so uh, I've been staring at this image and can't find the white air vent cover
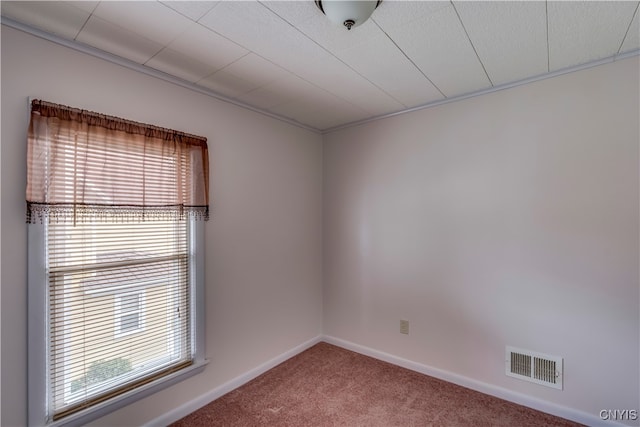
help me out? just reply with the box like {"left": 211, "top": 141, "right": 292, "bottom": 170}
{"left": 506, "top": 346, "right": 563, "bottom": 390}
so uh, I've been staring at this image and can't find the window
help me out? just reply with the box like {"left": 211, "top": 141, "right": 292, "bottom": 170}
{"left": 44, "top": 218, "right": 195, "bottom": 421}
{"left": 27, "top": 100, "right": 209, "bottom": 427}
{"left": 114, "top": 291, "right": 145, "bottom": 338}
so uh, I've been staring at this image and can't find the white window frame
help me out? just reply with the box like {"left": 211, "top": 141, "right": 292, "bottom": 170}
{"left": 28, "top": 220, "right": 207, "bottom": 427}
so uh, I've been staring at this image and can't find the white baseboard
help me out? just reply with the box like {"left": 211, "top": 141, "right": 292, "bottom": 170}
{"left": 143, "top": 335, "right": 322, "bottom": 427}
{"left": 145, "top": 334, "right": 626, "bottom": 427}
{"left": 322, "top": 335, "right": 624, "bottom": 427}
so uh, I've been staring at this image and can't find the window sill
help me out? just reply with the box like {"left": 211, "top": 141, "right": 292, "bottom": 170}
{"left": 46, "top": 359, "right": 209, "bottom": 427}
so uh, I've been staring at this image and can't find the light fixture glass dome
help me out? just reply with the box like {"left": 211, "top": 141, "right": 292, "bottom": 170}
{"left": 315, "top": 1, "right": 382, "bottom": 30}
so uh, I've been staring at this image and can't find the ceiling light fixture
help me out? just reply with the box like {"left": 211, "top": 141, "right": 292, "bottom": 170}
{"left": 315, "top": 1, "right": 382, "bottom": 30}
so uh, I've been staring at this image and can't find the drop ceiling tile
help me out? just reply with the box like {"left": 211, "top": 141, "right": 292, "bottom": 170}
{"left": 1, "top": 1, "right": 90, "bottom": 39}
{"left": 64, "top": 1, "right": 99, "bottom": 14}
{"left": 386, "top": 5, "right": 491, "bottom": 98}
{"left": 263, "top": 78, "right": 339, "bottom": 115}
{"left": 620, "top": 6, "right": 640, "bottom": 53}
{"left": 273, "top": 77, "right": 405, "bottom": 120}
{"left": 348, "top": 90, "right": 405, "bottom": 117}
{"left": 261, "top": 1, "right": 321, "bottom": 26}
{"left": 269, "top": 93, "right": 333, "bottom": 117}
{"left": 548, "top": 1, "right": 638, "bottom": 70}
{"left": 310, "top": 86, "right": 359, "bottom": 109}
{"left": 200, "top": 1, "right": 334, "bottom": 69}
{"left": 221, "top": 53, "right": 290, "bottom": 88}
{"left": 310, "top": 94, "right": 368, "bottom": 121}
{"left": 308, "top": 102, "right": 370, "bottom": 130}
{"left": 198, "top": 52, "right": 293, "bottom": 100}
{"left": 336, "top": 33, "right": 443, "bottom": 107}
{"left": 269, "top": 99, "right": 322, "bottom": 126}
{"left": 332, "top": 74, "right": 410, "bottom": 110}
{"left": 145, "top": 48, "right": 217, "bottom": 83}
{"left": 282, "top": 54, "right": 391, "bottom": 106}
{"left": 264, "top": 75, "right": 386, "bottom": 123}
{"left": 92, "top": 1, "right": 193, "bottom": 46}
{"left": 454, "top": 1, "right": 548, "bottom": 85}
{"left": 160, "top": 1, "right": 219, "bottom": 21}
{"left": 237, "top": 85, "right": 295, "bottom": 109}
{"left": 197, "top": 70, "right": 260, "bottom": 98}
{"left": 199, "top": 1, "right": 288, "bottom": 50}
{"left": 167, "top": 24, "right": 248, "bottom": 71}
{"left": 251, "top": 27, "right": 335, "bottom": 71}
{"left": 254, "top": 75, "right": 327, "bottom": 106}
{"left": 76, "top": 16, "right": 163, "bottom": 64}
{"left": 250, "top": 29, "right": 335, "bottom": 73}
{"left": 271, "top": 96, "right": 367, "bottom": 130}
{"left": 309, "top": 114, "right": 358, "bottom": 131}
{"left": 372, "top": 0, "right": 451, "bottom": 31}
{"left": 294, "top": 13, "right": 385, "bottom": 54}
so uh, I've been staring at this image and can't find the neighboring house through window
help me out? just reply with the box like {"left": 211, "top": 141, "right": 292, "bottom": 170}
{"left": 114, "top": 291, "right": 145, "bottom": 338}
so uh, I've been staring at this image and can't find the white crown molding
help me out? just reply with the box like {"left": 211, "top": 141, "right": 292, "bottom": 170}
{"left": 322, "top": 48, "right": 640, "bottom": 134}
{"left": 1, "top": 17, "right": 322, "bottom": 134}
{"left": 3, "top": 16, "right": 638, "bottom": 136}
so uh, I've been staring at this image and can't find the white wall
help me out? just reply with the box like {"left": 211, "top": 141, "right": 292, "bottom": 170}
{"left": 323, "top": 57, "right": 639, "bottom": 421}
{"left": 2, "top": 22, "right": 639, "bottom": 427}
{"left": 1, "top": 26, "right": 323, "bottom": 427}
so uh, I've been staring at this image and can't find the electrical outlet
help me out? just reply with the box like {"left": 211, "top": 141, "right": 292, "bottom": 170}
{"left": 400, "top": 319, "right": 409, "bottom": 334}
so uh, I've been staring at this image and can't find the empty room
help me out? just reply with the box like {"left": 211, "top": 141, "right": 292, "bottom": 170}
{"left": 1, "top": 1, "right": 638, "bottom": 426}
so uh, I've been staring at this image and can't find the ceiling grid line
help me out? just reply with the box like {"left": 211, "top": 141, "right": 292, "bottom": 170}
{"left": 256, "top": 1, "right": 391, "bottom": 110}
{"left": 451, "top": 0, "right": 494, "bottom": 87}
{"left": 372, "top": 19, "right": 446, "bottom": 99}
{"left": 258, "top": 1, "right": 409, "bottom": 110}
{"left": 73, "top": 12, "right": 91, "bottom": 41}
{"left": 143, "top": 45, "right": 173, "bottom": 69}
{"left": 187, "top": 21, "right": 308, "bottom": 104}
{"left": 72, "top": 1, "right": 99, "bottom": 41}
{"left": 160, "top": 1, "right": 220, "bottom": 24}
{"left": 194, "top": 50, "right": 252, "bottom": 85}
{"left": 545, "top": 1, "right": 550, "bottom": 72}
{"left": 180, "top": 0, "right": 373, "bottom": 124}
{"left": 616, "top": 1, "right": 640, "bottom": 54}
{"left": 144, "top": 3, "right": 222, "bottom": 70}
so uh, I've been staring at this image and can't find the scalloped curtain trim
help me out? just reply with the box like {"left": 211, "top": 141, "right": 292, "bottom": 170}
{"left": 27, "top": 202, "right": 209, "bottom": 224}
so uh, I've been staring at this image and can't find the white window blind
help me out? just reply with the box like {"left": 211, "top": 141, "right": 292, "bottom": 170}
{"left": 47, "top": 218, "right": 193, "bottom": 421}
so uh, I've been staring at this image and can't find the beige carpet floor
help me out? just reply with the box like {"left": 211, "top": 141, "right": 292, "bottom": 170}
{"left": 172, "top": 342, "right": 582, "bottom": 426}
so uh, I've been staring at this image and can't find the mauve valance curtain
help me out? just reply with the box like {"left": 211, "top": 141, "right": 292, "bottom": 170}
{"left": 26, "top": 99, "right": 209, "bottom": 223}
